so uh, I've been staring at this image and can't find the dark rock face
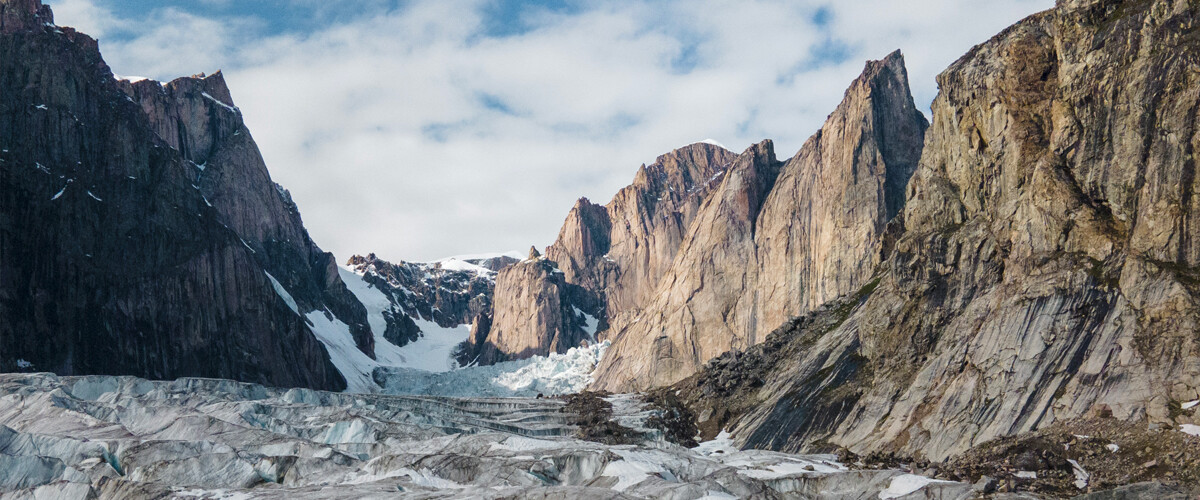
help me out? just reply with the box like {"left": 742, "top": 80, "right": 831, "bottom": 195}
{"left": 345, "top": 253, "right": 515, "bottom": 348}
{"left": 676, "top": 0, "right": 1200, "bottom": 461}
{"left": 0, "top": 0, "right": 350, "bottom": 390}
{"left": 121, "top": 71, "right": 373, "bottom": 359}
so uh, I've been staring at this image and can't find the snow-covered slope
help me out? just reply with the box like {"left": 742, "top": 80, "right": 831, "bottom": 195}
{"left": 318, "top": 265, "right": 604, "bottom": 395}
{"left": 374, "top": 341, "right": 609, "bottom": 397}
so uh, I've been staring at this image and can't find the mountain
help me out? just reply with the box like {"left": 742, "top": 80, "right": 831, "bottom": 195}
{"left": 465, "top": 144, "right": 737, "bottom": 364}
{"left": 343, "top": 252, "right": 516, "bottom": 350}
{"left": 466, "top": 51, "right": 926, "bottom": 391}
{"left": 672, "top": 0, "right": 1200, "bottom": 462}
{"left": 591, "top": 52, "right": 927, "bottom": 391}
{"left": 0, "top": 0, "right": 369, "bottom": 390}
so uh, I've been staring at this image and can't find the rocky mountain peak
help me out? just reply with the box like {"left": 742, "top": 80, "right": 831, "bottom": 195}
{"left": 673, "top": 0, "right": 1200, "bottom": 465}
{"left": 591, "top": 51, "right": 928, "bottom": 391}
{"left": 0, "top": 7, "right": 355, "bottom": 388}
{"left": 0, "top": 0, "right": 51, "bottom": 34}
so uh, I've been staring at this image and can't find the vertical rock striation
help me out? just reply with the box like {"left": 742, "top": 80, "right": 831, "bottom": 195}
{"left": 591, "top": 51, "right": 928, "bottom": 391}
{"left": 461, "top": 256, "right": 603, "bottom": 365}
{"left": 754, "top": 52, "right": 926, "bottom": 328}
{"left": 471, "top": 143, "right": 737, "bottom": 364}
{"left": 121, "top": 72, "right": 374, "bottom": 358}
{"left": 545, "top": 143, "right": 738, "bottom": 317}
{"left": 0, "top": 0, "right": 353, "bottom": 389}
{"left": 677, "top": 0, "right": 1200, "bottom": 461}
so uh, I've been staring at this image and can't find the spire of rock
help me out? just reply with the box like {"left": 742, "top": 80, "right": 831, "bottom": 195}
{"left": 591, "top": 49, "right": 928, "bottom": 391}
{"left": 528, "top": 246, "right": 541, "bottom": 260}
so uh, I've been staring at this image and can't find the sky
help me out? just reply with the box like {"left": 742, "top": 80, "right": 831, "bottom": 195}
{"left": 52, "top": 0, "right": 1054, "bottom": 262}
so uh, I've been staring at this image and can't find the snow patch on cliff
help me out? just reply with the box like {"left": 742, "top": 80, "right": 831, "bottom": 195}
{"left": 433, "top": 257, "right": 492, "bottom": 275}
{"left": 338, "top": 266, "right": 468, "bottom": 373}
{"left": 264, "top": 272, "right": 299, "bottom": 315}
{"left": 305, "top": 310, "right": 377, "bottom": 393}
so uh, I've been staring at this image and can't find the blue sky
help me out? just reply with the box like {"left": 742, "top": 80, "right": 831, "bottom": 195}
{"left": 53, "top": 0, "right": 1053, "bottom": 261}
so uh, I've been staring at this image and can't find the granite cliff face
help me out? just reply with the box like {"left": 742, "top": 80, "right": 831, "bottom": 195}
{"left": 467, "top": 143, "right": 735, "bottom": 364}
{"left": 0, "top": 0, "right": 357, "bottom": 390}
{"left": 545, "top": 143, "right": 738, "bottom": 317}
{"left": 474, "top": 54, "right": 925, "bottom": 380}
{"left": 120, "top": 73, "right": 373, "bottom": 359}
{"left": 591, "top": 52, "right": 928, "bottom": 391}
{"left": 676, "top": 0, "right": 1200, "bottom": 461}
{"left": 462, "top": 256, "right": 603, "bottom": 365}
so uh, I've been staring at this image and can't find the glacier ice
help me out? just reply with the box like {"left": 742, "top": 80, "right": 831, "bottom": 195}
{"left": 0, "top": 373, "right": 972, "bottom": 499}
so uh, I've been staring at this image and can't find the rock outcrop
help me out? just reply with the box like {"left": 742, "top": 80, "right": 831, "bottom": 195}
{"left": 461, "top": 257, "right": 603, "bottom": 365}
{"left": 675, "top": 0, "right": 1200, "bottom": 462}
{"left": 469, "top": 143, "right": 735, "bottom": 365}
{"left": 592, "top": 140, "right": 784, "bottom": 389}
{"left": 592, "top": 51, "right": 928, "bottom": 391}
{"left": 0, "top": 0, "right": 356, "bottom": 390}
{"left": 344, "top": 253, "right": 515, "bottom": 348}
{"left": 545, "top": 143, "right": 738, "bottom": 317}
{"left": 121, "top": 71, "right": 374, "bottom": 359}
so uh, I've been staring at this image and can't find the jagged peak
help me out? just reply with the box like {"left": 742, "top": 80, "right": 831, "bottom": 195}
{"left": 846, "top": 49, "right": 915, "bottom": 103}
{"left": 739, "top": 138, "right": 775, "bottom": 159}
{"left": 0, "top": 0, "right": 52, "bottom": 34}
{"left": 124, "top": 70, "right": 237, "bottom": 110}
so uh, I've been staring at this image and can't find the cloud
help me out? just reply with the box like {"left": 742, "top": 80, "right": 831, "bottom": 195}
{"left": 53, "top": 0, "right": 1053, "bottom": 261}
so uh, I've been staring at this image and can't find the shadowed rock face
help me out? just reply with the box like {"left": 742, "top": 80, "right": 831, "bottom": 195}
{"left": 677, "top": 0, "right": 1200, "bottom": 461}
{"left": 0, "top": 0, "right": 352, "bottom": 390}
{"left": 591, "top": 51, "right": 928, "bottom": 391}
{"left": 121, "top": 72, "right": 374, "bottom": 360}
{"left": 344, "top": 253, "right": 515, "bottom": 348}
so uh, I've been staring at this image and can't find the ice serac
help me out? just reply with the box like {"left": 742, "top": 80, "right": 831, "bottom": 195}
{"left": 0, "top": 0, "right": 345, "bottom": 389}
{"left": 592, "top": 51, "right": 927, "bottom": 391}
{"left": 122, "top": 72, "right": 374, "bottom": 359}
{"left": 677, "top": 0, "right": 1200, "bottom": 461}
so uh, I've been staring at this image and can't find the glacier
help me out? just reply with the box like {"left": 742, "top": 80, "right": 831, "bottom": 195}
{"left": 0, "top": 373, "right": 977, "bottom": 499}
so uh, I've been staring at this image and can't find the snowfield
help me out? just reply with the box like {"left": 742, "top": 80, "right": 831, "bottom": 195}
{"left": 312, "top": 266, "right": 607, "bottom": 397}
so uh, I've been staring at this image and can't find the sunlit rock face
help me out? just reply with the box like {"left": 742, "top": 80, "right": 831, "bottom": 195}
{"left": 592, "top": 51, "right": 928, "bottom": 391}
{"left": 675, "top": 0, "right": 1200, "bottom": 462}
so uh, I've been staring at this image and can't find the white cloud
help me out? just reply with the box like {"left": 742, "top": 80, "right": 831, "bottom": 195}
{"left": 52, "top": 0, "right": 1053, "bottom": 262}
